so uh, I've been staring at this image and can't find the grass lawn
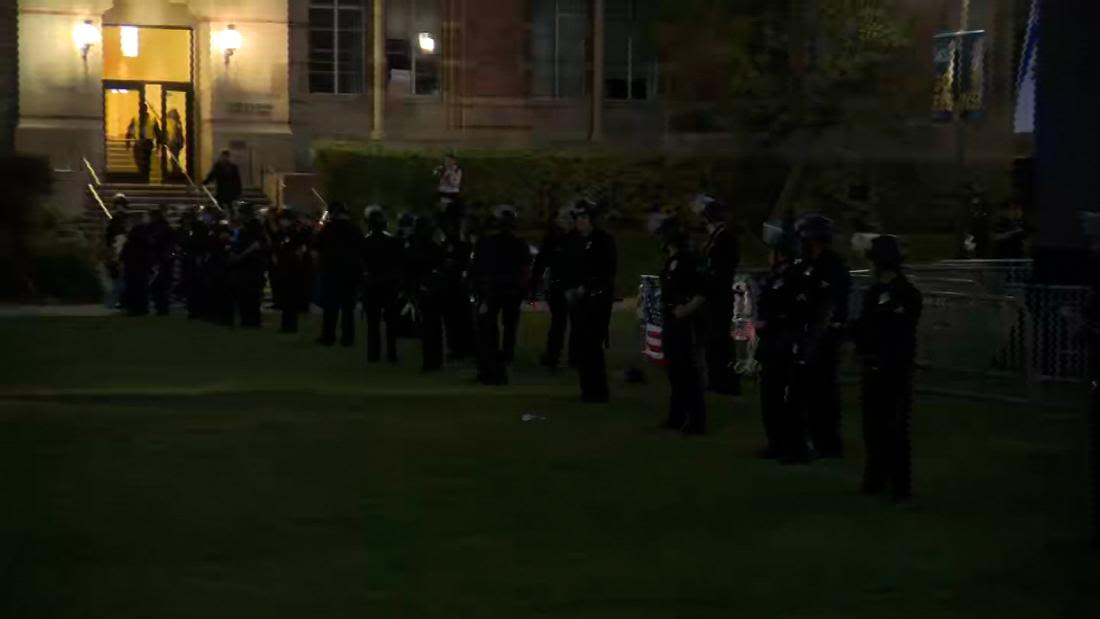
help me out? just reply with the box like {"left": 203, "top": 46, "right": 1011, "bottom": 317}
{"left": 0, "top": 311, "right": 1096, "bottom": 618}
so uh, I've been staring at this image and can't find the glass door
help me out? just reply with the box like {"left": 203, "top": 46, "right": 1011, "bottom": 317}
{"left": 161, "top": 87, "right": 193, "bottom": 182}
{"left": 103, "top": 85, "right": 144, "bottom": 178}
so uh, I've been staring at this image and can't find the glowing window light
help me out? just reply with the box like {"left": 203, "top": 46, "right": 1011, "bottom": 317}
{"left": 418, "top": 32, "right": 436, "bottom": 54}
{"left": 121, "top": 26, "right": 139, "bottom": 57}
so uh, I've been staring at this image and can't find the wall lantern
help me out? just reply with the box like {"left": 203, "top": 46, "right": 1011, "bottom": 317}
{"left": 418, "top": 32, "right": 436, "bottom": 54}
{"left": 121, "top": 25, "right": 140, "bottom": 58}
{"left": 73, "top": 19, "right": 100, "bottom": 62}
{"left": 218, "top": 24, "right": 242, "bottom": 66}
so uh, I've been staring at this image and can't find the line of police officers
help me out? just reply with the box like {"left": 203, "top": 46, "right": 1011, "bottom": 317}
{"left": 110, "top": 190, "right": 921, "bottom": 500}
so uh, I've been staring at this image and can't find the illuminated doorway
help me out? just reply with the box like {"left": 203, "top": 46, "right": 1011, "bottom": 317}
{"left": 101, "top": 25, "right": 193, "bottom": 183}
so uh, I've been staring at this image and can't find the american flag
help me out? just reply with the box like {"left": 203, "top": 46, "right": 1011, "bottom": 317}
{"left": 639, "top": 276, "right": 666, "bottom": 366}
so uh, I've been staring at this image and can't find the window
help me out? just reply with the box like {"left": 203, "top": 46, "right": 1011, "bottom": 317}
{"left": 605, "top": 0, "right": 654, "bottom": 100}
{"left": 386, "top": 0, "right": 441, "bottom": 96}
{"left": 531, "top": 0, "right": 589, "bottom": 98}
{"left": 309, "top": 0, "right": 365, "bottom": 94}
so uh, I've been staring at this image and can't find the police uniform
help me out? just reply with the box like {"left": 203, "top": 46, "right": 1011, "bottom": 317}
{"left": 206, "top": 224, "right": 236, "bottom": 326}
{"left": 315, "top": 208, "right": 363, "bottom": 346}
{"left": 231, "top": 215, "right": 269, "bottom": 328}
{"left": 532, "top": 223, "right": 579, "bottom": 369}
{"left": 755, "top": 254, "right": 801, "bottom": 460}
{"left": 472, "top": 209, "right": 531, "bottom": 385}
{"left": 855, "top": 237, "right": 922, "bottom": 499}
{"left": 572, "top": 225, "right": 617, "bottom": 402}
{"left": 147, "top": 211, "right": 176, "bottom": 316}
{"left": 791, "top": 216, "right": 851, "bottom": 458}
{"left": 121, "top": 221, "right": 153, "bottom": 316}
{"left": 180, "top": 214, "right": 210, "bottom": 319}
{"left": 660, "top": 240, "right": 707, "bottom": 434}
{"left": 701, "top": 221, "right": 741, "bottom": 394}
{"left": 440, "top": 229, "right": 474, "bottom": 361}
{"left": 362, "top": 223, "right": 403, "bottom": 362}
{"left": 273, "top": 215, "right": 313, "bottom": 333}
{"left": 406, "top": 222, "right": 447, "bottom": 371}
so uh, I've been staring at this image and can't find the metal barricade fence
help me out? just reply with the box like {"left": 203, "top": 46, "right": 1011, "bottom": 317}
{"left": 639, "top": 266, "right": 1090, "bottom": 399}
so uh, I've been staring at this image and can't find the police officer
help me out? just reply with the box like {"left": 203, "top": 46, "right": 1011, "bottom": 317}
{"left": 472, "top": 205, "right": 531, "bottom": 385}
{"left": 120, "top": 211, "right": 153, "bottom": 317}
{"left": 104, "top": 195, "right": 130, "bottom": 310}
{"left": 439, "top": 203, "right": 474, "bottom": 361}
{"left": 206, "top": 219, "right": 236, "bottom": 326}
{"left": 147, "top": 206, "right": 176, "bottom": 316}
{"left": 406, "top": 214, "right": 447, "bottom": 371}
{"left": 793, "top": 213, "right": 851, "bottom": 458}
{"left": 855, "top": 235, "right": 922, "bottom": 500}
{"left": 272, "top": 207, "right": 313, "bottom": 334}
{"left": 695, "top": 195, "right": 741, "bottom": 395}
{"left": 179, "top": 208, "right": 209, "bottom": 319}
{"left": 314, "top": 202, "right": 362, "bottom": 346}
{"left": 230, "top": 203, "right": 268, "bottom": 328}
{"left": 755, "top": 220, "right": 803, "bottom": 461}
{"left": 362, "top": 205, "right": 402, "bottom": 362}
{"left": 567, "top": 200, "right": 617, "bottom": 403}
{"left": 531, "top": 205, "right": 579, "bottom": 371}
{"left": 651, "top": 208, "right": 708, "bottom": 435}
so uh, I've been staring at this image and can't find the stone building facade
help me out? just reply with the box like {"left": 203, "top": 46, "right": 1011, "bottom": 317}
{"left": 11, "top": 0, "right": 1023, "bottom": 215}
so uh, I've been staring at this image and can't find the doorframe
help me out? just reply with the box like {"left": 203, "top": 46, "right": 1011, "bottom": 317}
{"left": 102, "top": 80, "right": 194, "bottom": 184}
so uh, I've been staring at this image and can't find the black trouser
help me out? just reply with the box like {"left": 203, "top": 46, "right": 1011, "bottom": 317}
{"left": 544, "top": 286, "right": 579, "bottom": 368}
{"left": 704, "top": 294, "right": 739, "bottom": 394}
{"left": 277, "top": 268, "right": 307, "bottom": 333}
{"left": 123, "top": 262, "right": 150, "bottom": 316}
{"left": 861, "top": 365, "right": 913, "bottom": 499}
{"left": 576, "top": 294, "right": 612, "bottom": 401}
{"left": 442, "top": 282, "right": 473, "bottom": 359}
{"left": 477, "top": 290, "right": 523, "bottom": 383}
{"left": 364, "top": 284, "right": 398, "bottom": 361}
{"left": 151, "top": 259, "right": 174, "bottom": 315}
{"left": 134, "top": 139, "right": 154, "bottom": 181}
{"left": 420, "top": 292, "right": 445, "bottom": 371}
{"left": 320, "top": 277, "right": 357, "bottom": 345}
{"left": 758, "top": 339, "right": 793, "bottom": 456}
{"left": 183, "top": 258, "right": 202, "bottom": 318}
{"left": 803, "top": 334, "right": 843, "bottom": 456}
{"left": 663, "top": 318, "right": 706, "bottom": 434}
{"left": 209, "top": 273, "right": 235, "bottom": 326}
{"left": 234, "top": 269, "right": 264, "bottom": 328}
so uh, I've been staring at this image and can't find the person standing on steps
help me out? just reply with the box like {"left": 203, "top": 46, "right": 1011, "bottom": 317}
{"left": 855, "top": 235, "right": 922, "bottom": 501}
{"left": 314, "top": 202, "right": 362, "bottom": 347}
{"left": 567, "top": 199, "right": 617, "bottom": 403}
{"left": 361, "top": 205, "right": 403, "bottom": 363}
{"left": 651, "top": 207, "right": 708, "bottom": 436}
{"left": 695, "top": 194, "right": 741, "bottom": 396}
{"left": 203, "top": 150, "right": 243, "bottom": 211}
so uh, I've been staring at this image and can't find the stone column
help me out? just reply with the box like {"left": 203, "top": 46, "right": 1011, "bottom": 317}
{"left": 589, "top": 0, "right": 604, "bottom": 142}
{"left": 371, "top": 0, "right": 386, "bottom": 140}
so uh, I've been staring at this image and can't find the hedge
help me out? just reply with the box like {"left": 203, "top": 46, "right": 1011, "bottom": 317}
{"left": 314, "top": 143, "right": 1011, "bottom": 237}
{"left": 314, "top": 143, "right": 788, "bottom": 230}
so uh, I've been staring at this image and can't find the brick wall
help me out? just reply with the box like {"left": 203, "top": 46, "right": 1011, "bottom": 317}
{"left": 460, "top": 0, "right": 527, "bottom": 98}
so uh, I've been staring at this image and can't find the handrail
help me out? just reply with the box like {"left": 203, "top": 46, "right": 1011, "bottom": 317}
{"left": 88, "top": 183, "right": 112, "bottom": 220}
{"left": 312, "top": 188, "right": 330, "bottom": 223}
{"left": 82, "top": 156, "right": 102, "bottom": 187}
{"left": 160, "top": 144, "right": 220, "bottom": 212}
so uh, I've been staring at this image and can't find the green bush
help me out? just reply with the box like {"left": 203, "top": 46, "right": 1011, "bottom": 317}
{"left": 26, "top": 241, "right": 104, "bottom": 303}
{"left": 315, "top": 143, "right": 786, "bottom": 230}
